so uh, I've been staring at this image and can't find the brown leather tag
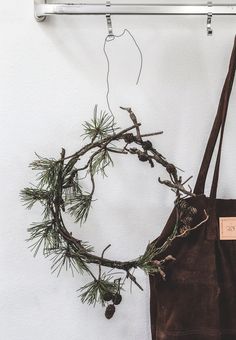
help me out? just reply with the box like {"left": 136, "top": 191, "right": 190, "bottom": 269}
{"left": 219, "top": 217, "right": 236, "bottom": 240}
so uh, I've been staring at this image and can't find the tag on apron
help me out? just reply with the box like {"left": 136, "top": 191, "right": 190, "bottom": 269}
{"left": 219, "top": 217, "right": 236, "bottom": 240}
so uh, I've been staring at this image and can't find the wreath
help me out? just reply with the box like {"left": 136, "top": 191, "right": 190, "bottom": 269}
{"left": 21, "top": 106, "right": 208, "bottom": 319}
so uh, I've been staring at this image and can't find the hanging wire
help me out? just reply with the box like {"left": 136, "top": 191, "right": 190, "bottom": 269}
{"left": 103, "top": 29, "right": 144, "bottom": 119}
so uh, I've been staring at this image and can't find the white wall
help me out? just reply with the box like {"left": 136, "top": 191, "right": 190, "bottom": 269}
{"left": 1, "top": 1, "right": 236, "bottom": 339}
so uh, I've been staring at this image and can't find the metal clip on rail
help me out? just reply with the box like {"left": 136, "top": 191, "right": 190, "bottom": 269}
{"left": 106, "top": 1, "right": 114, "bottom": 38}
{"left": 207, "top": 2, "right": 213, "bottom": 36}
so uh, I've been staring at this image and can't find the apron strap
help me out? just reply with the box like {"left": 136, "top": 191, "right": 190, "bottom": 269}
{"left": 194, "top": 36, "right": 236, "bottom": 197}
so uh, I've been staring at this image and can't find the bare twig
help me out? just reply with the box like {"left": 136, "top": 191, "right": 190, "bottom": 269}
{"left": 126, "top": 271, "right": 144, "bottom": 291}
{"left": 120, "top": 106, "right": 142, "bottom": 141}
{"left": 158, "top": 177, "right": 196, "bottom": 197}
{"left": 141, "top": 131, "right": 163, "bottom": 138}
{"left": 98, "top": 244, "right": 112, "bottom": 279}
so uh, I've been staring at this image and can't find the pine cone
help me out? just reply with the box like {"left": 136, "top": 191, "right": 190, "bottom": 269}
{"left": 138, "top": 153, "right": 149, "bottom": 162}
{"left": 178, "top": 200, "right": 188, "bottom": 211}
{"left": 188, "top": 206, "right": 198, "bottom": 216}
{"left": 112, "top": 293, "right": 122, "bottom": 305}
{"left": 123, "top": 133, "right": 136, "bottom": 144}
{"left": 103, "top": 292, "right": 113, "bottom": 302}
{"left": 105, "top": 304, "right": 116, "bottom": 319}
{"left": 142, "top": 140, "right": 153, "bottom": 150}
{"left": 182, "top": 216, "right": 193, "bottom": 225}
{"left": 166, "top": 163, "right": 176, "bottom": 175}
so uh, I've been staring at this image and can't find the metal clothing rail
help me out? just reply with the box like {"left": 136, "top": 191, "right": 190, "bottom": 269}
{"left": 34, "top": 1, "right": 236, "bottom": 21}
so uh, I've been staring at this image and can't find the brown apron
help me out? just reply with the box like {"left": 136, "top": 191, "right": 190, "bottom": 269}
{"left": 149, "top": 36, "right": 236, "bottom": 340}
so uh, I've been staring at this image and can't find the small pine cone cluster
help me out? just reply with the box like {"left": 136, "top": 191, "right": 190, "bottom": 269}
{"left": 189, "top": 206, "right": 198, "bottom": 216}
{"left": 178, "top": 200, "right": 198, "bottom": 218}
{"left": 178, "top": 200, "right": 198, "bottom": 237}
{"left": 178, "top": 200, "right": 188, "bottom": 211}
{"left": 104, "top": 292, "right": 122, "bottom": 319}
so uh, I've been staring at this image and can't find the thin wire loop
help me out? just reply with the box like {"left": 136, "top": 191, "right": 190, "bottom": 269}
{"left": 103, "top": 28, "right": 144, "bottom": 118}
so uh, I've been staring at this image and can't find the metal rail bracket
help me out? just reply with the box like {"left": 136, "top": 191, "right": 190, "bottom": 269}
{"left": 34, "top": 0, "right": 47, "bottom": 22}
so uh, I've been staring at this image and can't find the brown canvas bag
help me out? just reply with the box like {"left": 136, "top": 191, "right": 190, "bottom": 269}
{"left": 149, "top": 36, "right": 236, "bottom": 340}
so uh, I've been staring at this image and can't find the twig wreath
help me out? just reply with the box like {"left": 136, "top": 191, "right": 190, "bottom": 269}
{"left": 21, "top": 106, "right": 208, "bottom": 319}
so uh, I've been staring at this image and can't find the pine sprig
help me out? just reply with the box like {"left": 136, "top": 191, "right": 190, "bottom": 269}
{"left": 20, "top": 187, "right": 52, "bottom": 209}
{"left": 50, "top": 244, "right": 89, "bottom": 277}
{"left": 91, "top": 149, "right": 114, "bottom": 177}
{"left": 63, "top": 167, "right": 81, "bottom": 198}
{"left": 67, "top": 193, "right": 92, "bottom": 224}
{"left": 137, "top": 243, "right": 160, "bottom": 274}
{"left": 82, "top": 105, "right": 118, "bottom": 141}
{"left": 79, "top": 274, "right": 119, "bottom": 306}
{"left": 30, "top": 154, "right": 59, "bottom": 189}
{"left": 27, "top": 220, "right": 61, "bottom": 257}
{"left": 80, "top": 241, "right": 94, "bottom": 254}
